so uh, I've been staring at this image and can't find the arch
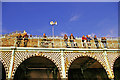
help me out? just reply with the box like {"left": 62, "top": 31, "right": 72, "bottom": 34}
{"left": 113, "top": 56, "right": 120, "bottom": 80}
{"left": 0, "top": 58, "right": 7, "bottom": 76}
{"left": 12, "top": 53, "right": 61, "bottom": 78}
{"left": 67, "top": 55, "right": 109, "bottom": 79}
{"left": 66, "top": 54, "right": 107, "bottom": 77}
{"left": 111, "top": 55, "right": 120, "bottom": 70}
{"left": 66, "top": 55, "right": 106, "bottom": 72}
{"left": 0, "top": 60, "right": 6, "bottom": 80}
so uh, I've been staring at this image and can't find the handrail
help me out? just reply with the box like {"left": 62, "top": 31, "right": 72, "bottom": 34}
{"left": 0, "top": 37, "right": 119, "bottom": 49}
{"left": 0, "top": 47, "right": 119, "bottom": 51}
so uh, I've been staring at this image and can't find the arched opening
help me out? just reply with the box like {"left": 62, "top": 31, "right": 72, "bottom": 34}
{"left": 113, "top": 57, "right": 120, "bottom": 80}
{"left": 68, "top": 56, "right": 110, "bottom": 80}
{"left": 0, "top": 61, "right": 6, "bottom": 80}
{"left": 14, "top": 56, "right": 60, "bottom": 80}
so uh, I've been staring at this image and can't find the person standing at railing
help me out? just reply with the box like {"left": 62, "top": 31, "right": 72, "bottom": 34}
{"left": 101, "top": 37, "right": 107, "bottom": 48}
{"left": 69, "top": 33, "right": 75, "bottom": 48}
{"left": 94, "top": 35, "right": 99, "bottom": 49}
{"left": 42, "top": 33, "right": 48, "bottom": 47}
{"left": 86, "top": 35, "right": 92, "bottom": 49}
{"left": 23, "top": 32, "right": 29, "bottom": 47}
{"left": 64, "top": 34, "right": 68, "bottom": 47}
{"left": 16, "top": 33, "right": 23, "bottom": 47}
{"left": 43, "top": 33, "right": 47, "bottom": 41}
{"left": 82, "top": 35, "right": 87, "bottom": 48}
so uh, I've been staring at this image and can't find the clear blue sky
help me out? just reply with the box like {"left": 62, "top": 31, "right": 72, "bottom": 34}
{"left": 2, "top": 2, "right": 118, "bottom": 37}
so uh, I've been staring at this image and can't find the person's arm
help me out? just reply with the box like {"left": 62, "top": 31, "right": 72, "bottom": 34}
{"left": 101, "top": 39, "right": 103, "bottom": 43}
{"left": 27, "top": 35, "right": 29, "bottom": 38}
{"left": 105, "top": 39, "right": 107, "bottom": 43}
{"left": 23, "top": 35, "right": 25, "bottom": 40}
{"left": 82, "top": 37, "right": 83, "bottom": 40}
{"left": 73, "top": 36, "right": 75, "bottom": 39}
{"left": 69, "top": 36, "right": 71, "bottom": 39}
{"left": 64, "top": 36, "right": 65, "bottom": 40}
{"left": 97, "top": 38, "right": 99, "bottom": 43}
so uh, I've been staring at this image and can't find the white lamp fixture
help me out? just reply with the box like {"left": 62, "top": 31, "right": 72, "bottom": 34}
{"left": 50, "top": 21, "right": 57, "bottom": 25}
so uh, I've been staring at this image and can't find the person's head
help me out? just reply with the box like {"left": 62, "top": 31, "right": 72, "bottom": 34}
{"left": 86, "top": 35, "right": 88, "bottom": 37}
{"left": 82, "top": 35, "right": 85, "bottom": 37}
{"left": 94, "top": 35, "right": 97, "bottom": 38}
{"left": 104, "top": 37, "right": 106, "bottom": 39}
{"left": 43, "top": 33, "right": 46, "bottom": 36}
{"left": 71, "top": 33, "right": 73, "bottom": 36}
{"left": 30, "top": 35, "right": 32, "bottom": 37}
{"left": 64, "top": 34, "right": 67, "bottom": 36}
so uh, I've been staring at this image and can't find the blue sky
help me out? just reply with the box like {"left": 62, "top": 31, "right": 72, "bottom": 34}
{"left": 2, "top": 2, "right": 118, "bottom": 37}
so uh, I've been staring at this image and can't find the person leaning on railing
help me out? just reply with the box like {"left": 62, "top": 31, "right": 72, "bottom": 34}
{"left": 64, "top": 34, "right": 68, "bottom": 47}
{"left": 94, "top": 35, "right": 99, "bottom": 49}
{"left": 43, "top": 33, "right": 47, "bottom": 41}
{"left": 23, "top": 32, "right": 29, "bottom": 47}
{"left": 86, "top": 35, "right": 92, "bottom": 49}
{"left": 82, "top": 35, "right": 87, "bottom": 48}
{"left": 42, "top": 33, "right": 48, "bottom": 47}
{"left": 16, "top": 33, "right": 23, "bottom": 47}
{"left": 101, "top": 37, "right": 107, "bottom": 48}
{"left": 69, "top": 33, "right": 75, "bottom": 48}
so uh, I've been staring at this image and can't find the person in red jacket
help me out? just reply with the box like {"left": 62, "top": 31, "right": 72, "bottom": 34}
{"left": 82, "top": 35, "right": 87, "bottom": 48}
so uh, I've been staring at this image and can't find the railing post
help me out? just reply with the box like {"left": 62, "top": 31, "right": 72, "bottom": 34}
{"left": 14, "top": 38, "right": 17, "bottom": 47}
{"left": 60, "top": 49, "right": 66, "bottom": 80}
{"left": 8, "top": 47, "right": 15, "bottom": 79}
{"left": 38, "top": 36, "right": 40, "bottom": 47}
{"left": 103, "top": 48, "right": 114, "bottom": 79}
{"left": 60, "top": 37, "right": 63, "bottom": 48}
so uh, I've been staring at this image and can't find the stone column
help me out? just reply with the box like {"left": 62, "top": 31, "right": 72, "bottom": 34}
{"left": 60, "top": 49, "right": 66, "bottom": 80}
{"left": 103, "top": 48, "right": 114, "bottom": 79}
{"left": 7, "top": 48, "right": 15, "bottom": 79}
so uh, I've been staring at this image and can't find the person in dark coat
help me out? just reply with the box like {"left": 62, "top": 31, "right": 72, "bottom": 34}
{"left": 101, "top": 37, "right": 107, "bottom": 48}
{"left": 42, "top": 33, "right": 48, "bottom": 47}
{"left": 69, "top": 34, "right": 75, "bottom": 48}
{"left": 86, "top": 35, "right": 92, "bottom": 49}
{"left": 82, "top": 35, "right": 87, "bottom": 48}
{"left": 23, "top": 32, "right": 29, "bottom": 47}
{"left": 94, "top": 35, "right": 99, "bottom": 48}
{"left": 16, "top": 33, "right": 22, "bottom": 47}
{"left": 43, "top": 33, "right": 47, "bottom": 41}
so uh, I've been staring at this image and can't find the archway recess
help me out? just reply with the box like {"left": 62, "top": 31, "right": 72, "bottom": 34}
{"left": 0, "top": 61, "right": 6, "bottom": 80}
{"left": 68, "top": 56, "right": 110, "bottom": 80}
{"left": 14, "top": 56, "right": 60, "bottom": 80}
{"left": 113, "top": 57, "right": 120, "bottom": 80}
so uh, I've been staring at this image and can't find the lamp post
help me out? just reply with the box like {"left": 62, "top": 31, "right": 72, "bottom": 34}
{"left": 50, "top": 21, "right": 57, "bottom": 47}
